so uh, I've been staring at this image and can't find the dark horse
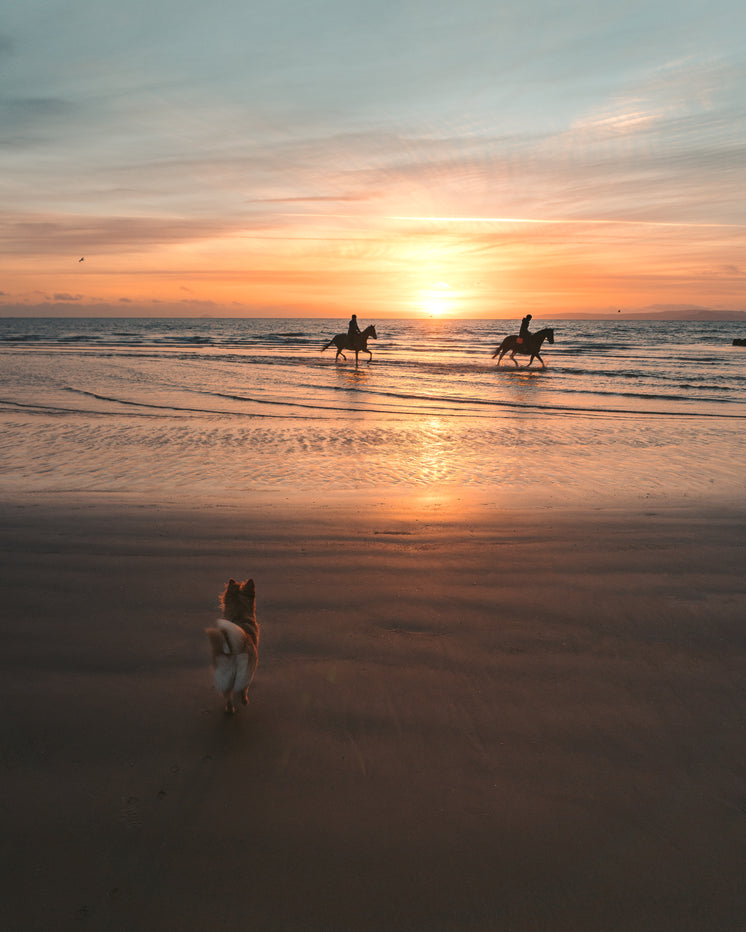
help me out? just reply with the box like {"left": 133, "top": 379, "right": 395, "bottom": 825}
{"left": 492, "top": 327, "right": 555, "bottom": 368}
{"left": 322, "top": 324, "right": 377, "bottom": 365}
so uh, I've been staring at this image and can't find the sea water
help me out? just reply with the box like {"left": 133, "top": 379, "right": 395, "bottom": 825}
{"left": 1, "top": 317, "right": 744, "bottom": 506}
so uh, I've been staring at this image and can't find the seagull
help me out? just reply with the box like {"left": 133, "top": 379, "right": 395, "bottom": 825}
{"left": 78, "top": 257, "right": 85, "bottom": 262}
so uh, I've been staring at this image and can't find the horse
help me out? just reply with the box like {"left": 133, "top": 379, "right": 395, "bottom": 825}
{"left": 322, "top": 324, "right": 377, "bottom": 365}
{"left": 492, "top": 327, "right": 555, "bottom": 368}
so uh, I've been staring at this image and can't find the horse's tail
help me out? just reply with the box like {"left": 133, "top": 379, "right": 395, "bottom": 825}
{"left": 321, "top": 338, "right": 333, "bottom": 352}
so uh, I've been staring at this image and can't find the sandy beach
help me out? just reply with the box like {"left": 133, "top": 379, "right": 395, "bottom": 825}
{"left": 1, "top": 490, "right": 744, "bottom": 931}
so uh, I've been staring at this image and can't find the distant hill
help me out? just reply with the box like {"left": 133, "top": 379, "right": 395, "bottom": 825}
{"left": 559, "top": 307, "right": 746, "bottom": 321}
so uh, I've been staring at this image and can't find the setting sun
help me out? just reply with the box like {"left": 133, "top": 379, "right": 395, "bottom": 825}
{"left": 420, "top": 282, "right": 453, "bottom": 317}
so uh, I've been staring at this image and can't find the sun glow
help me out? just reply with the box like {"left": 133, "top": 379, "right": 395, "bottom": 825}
{"left": 420, "top": 282, "right": 453, "bottom": 317}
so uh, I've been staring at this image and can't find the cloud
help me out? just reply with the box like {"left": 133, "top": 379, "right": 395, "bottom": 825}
{"left": 53, "top": 293, "right": 83, "bottom": 301}
{"left": 0, "top": 96, "right": 76, "bottom": 147}
{"left": 571, "top": 106, "right": 661, "bottom": 136}
{"left": 0, "top": 214, "right": 248, "bottom": 255}
{"left": 250, "top": 194, "right": 380, "bottom": 204}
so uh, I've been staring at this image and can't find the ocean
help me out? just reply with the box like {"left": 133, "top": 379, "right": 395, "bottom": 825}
{"left": 1, "top": 316, "right": 744, "bottom": 506}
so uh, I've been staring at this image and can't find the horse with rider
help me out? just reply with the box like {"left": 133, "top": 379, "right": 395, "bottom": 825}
{"left": 322, "top": 314, "right": 378, "bottom": 366}
{"left": 493, "top": 314, "right": 555, "bottom": 367}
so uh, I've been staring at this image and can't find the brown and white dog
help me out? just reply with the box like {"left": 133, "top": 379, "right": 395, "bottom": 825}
{"left": 206, "top": 577, "right": 259, "bottom": 713}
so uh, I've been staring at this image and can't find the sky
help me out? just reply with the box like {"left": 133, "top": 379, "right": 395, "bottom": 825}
{"left": 1, "top": 0, "right": 745, "bottom": 319}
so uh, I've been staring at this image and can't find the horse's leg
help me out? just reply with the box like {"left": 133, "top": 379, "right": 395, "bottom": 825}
{"left": 509, "top": 351, "right": 519, "bottom": 367}
{"left": 536, "top": 353, "right": 545, "bottom": 368}
{"left": 335, "top": 347, "right": 346, "bottom": 360}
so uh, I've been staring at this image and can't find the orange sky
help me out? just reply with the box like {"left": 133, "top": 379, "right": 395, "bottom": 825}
{"left": 2, "top": 2, "right": 745, "bottom": 318}
{"left": 5, "top": 214, "right": 744, "bottom": 318}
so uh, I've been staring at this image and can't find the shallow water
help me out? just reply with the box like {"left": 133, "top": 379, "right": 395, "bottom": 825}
{"left": 1, "top": 317, "right": 744, "bottom": 505}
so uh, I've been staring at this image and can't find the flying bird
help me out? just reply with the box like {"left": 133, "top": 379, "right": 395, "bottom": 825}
{"left": 78, "top": 257, "right": 85, "bottom": 262}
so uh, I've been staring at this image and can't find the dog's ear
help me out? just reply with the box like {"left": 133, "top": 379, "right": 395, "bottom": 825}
{"left": 241, "top": 578, "right": 255, "bottom": 595}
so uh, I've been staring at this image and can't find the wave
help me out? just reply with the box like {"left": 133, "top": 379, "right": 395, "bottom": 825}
{"left": 1, "top": 333, "right": 45, "bottom": 343}
{"left": 0, "top": 397, "right": 170, "bottom": 418}
{"left": 3, "top": 319, "right": 745, "bottom": 426}
{"left": 199, "top": 384, "right": 746, "bottom": 420}
{"left": 64, "top": 387, "right": 233, "bottom": 416}
{"left": 5, "top": 381, "right": 743, "bottom": 423}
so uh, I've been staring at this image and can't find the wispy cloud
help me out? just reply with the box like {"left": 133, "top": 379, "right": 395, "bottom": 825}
{"left": 0, "top": 214, "right": 249, "bottom": 255}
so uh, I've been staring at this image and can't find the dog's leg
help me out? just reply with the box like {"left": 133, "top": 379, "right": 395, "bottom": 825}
{"left": 223, "top": 690, "right": 236, "bottom": 714}
{"left": 240, "top": 687, "right": 249, "bottom": 705}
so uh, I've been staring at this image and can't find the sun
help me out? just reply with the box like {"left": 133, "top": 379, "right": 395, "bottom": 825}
{"left": 420, "top": 282, "right": 452, "bottom": 317}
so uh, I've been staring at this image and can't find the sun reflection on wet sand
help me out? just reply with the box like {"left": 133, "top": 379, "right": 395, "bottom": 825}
{"left": 1, "top": 405, "right": 743, "bottom": 510}
{"left": 397, "top": 416, "right": 457, "bottom": 485}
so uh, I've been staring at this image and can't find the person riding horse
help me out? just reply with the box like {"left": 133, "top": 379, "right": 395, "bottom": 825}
{"left": 517, "top": 314, "right": 532, "bottom": 345}
{"left": 492, "top": 321, "right": 554, "bottom": 367}
{"left": 323, "top": 323, "right": 377, "bottom": 363}
{"left": 348, "top": 314, "right": 362, "bottom": 347}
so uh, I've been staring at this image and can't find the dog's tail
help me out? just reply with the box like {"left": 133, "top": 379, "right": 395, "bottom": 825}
{"left": 206, "top": 619, "right": 247, "bottom": 657}
{"left": 206, "top": 627, "right": 227, "bottom": 657}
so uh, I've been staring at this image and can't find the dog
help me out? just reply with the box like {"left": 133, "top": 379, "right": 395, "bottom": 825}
{"left": 206, "top": 577, "right": 259, "bottom": 713}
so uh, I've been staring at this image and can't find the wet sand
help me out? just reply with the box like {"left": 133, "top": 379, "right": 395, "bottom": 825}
{"left": 1, "top": 492, "right": 744, "bottom": 931}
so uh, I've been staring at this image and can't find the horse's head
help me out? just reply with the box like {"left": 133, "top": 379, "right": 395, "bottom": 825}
{"left": 365, "top": 324, "right": 377, "bottom": 340}
{"left": 545, "top": 327, "right": 555, "bottom": 344}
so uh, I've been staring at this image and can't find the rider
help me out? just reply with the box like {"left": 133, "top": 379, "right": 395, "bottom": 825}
{"left": 517, "top": 314, "right": 532, "bottom": 345}
{"left": 348, "top": 313, "right": 362, "bottom": 345}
